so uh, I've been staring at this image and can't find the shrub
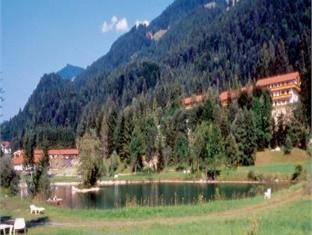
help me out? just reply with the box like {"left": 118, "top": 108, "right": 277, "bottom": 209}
{"left": 291, "top": 164, "right": 303, "bottom": 181}
{"left": 247, "top": 170, "right": 263, "bottom": 181}
{"left": 283, "top": 135, "right": 292, "bottom": 154}
{"left": 0, "top": 156, "right": 20, "bottom": 194}
{"left": 109, "top": 151, "right": 121, "bottom": 176}
{"left": 247, "top": 170, "right": 257, "bottom": 181}
{"left": 303, "top": 176, "right": 312, "bottom": 195}
{"left": 307, "top": 144, "right": 312, "bottom": 157}
{"left": 26, "top": 163, "right": 51, "bottom": 198}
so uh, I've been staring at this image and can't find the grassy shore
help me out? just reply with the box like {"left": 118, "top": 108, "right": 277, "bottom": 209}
{"left": 49, "top": 148, "right": 310, "bottom": 183}
{"left": 0, "top": 183, "right": 310, "bottom": 234}
{"left": 2, "top": 148, "right": 310, "bottom": 234}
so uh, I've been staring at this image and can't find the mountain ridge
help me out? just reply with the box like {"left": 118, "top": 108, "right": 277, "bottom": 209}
{"left": 57, "top": 64, "right": 84, "bottom": 81}
{"left": 1, "top": 0, "right": 310, "bottom": 150}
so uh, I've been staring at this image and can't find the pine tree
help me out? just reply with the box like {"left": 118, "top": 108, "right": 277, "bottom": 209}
{"left": 232, "top": 109, "right": 257, "bottom": 166}
{"left": 284, "top": 135, "right": 292, "bottom": 155}
{"left": 107, "top": 103, "right": 117, "bottom": 155}
{"left": 252, "top": 89, "right": 272, "bottom": 150}
{"left": 224, "top": 134, "right": 240, "bottom": 168}
{"left": 23, "top": 130, "right": 36, "bottom": 167}
{"left": 205, "top": 123, "right": 223, "bottom": 179}
{"left": 276, "top": 114, "right": 286, "bottom": 146}
{"left": 115, "top": 115, "right": 125, "bottom": 159}
{"left": 100, "top": 113, "right": 109, "bottom": 158}
{"left": 129, "top": 126, "right": 145, "bottom": 172}
{"left": 174, "top": 133, "right": 189, "bottom": 169}
{"left": 274, "top": 39, "right": 291, "bottom": 74}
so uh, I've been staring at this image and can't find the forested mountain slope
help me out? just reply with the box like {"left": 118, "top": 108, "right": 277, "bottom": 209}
{"left": 2, "top": 0, "right": 310, "bottom": 151}
{"left": 57, "top": 64, "right": 84, "bottom": 81}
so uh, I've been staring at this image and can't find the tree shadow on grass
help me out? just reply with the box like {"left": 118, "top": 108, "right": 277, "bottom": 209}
{"left": 0, "top": 215, "right": 49, "bottom": 231}
{"left": 27, "top": 216, "right": 49, "bottom": 228}
{"left": 0, "top": 215, "right": 13, "bottom": 223}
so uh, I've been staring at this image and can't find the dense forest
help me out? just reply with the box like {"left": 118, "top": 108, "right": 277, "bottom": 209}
{"left": 1, "top": 0, "right": 311, "bottom": 178}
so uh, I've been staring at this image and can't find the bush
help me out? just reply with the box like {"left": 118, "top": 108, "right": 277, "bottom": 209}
{"left": 247, "top": 170, "right": 257, "bottom": 181}
{"left": 247, "top": 170, "right": 263, "bottom": 181}
{"left": 307, "top": 144, "right": 312, "bottom": 157}
{"left": 283, "top": 135, "right": 293, "bottom": 154}
{"left": 303, "top": 176, "right": 312, "bottom": 195}
{"left": 109, "top": 151, "right": 121, "bottom": 176}
{"left": 0, "top": 156, "right": 20, "bottom": 194}
{"left": 26, "top": 163, "right": 51, "bottom": 199}
{"left": 291, "top": 165, "right": 303, "bottom": 181}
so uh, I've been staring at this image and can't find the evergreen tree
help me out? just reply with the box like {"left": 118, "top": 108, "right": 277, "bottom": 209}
{"left": 276, "top": 114, "right": 286, "bottom": 146}
{"left": 274, "top": 39, "right": 291, "bottom": 74}
{"left": 99, "top": 113, "right": 109, "bottom": 158}
{"left": 205, "top": 123, "right": 223, "bottom": 179}
{"left": 252, "top": 89, "right": 272, "bottom": 150}
{"left": 115, "top": 115, "right": 126, "bottom": 159}
{"left": 23, "top": 130, "right": 36, "bottom": 167}
{"left": 232, "top": 109, "right": 257, "bottom": 166}
{"left": 129, "top": 126, "right": 145, "bottom": 172}
{"left": 144, "top": 117, "right": 157, "bottom": 160}
{"left": 224, "top": 134, "right": 240, "bottom": 168}
{"left": 284, "top": 135, "right": 292, "bottom": 155}
{"left": 174, "top": 133, "right": 189, "bottom": 169}
{"left": 107, "top": 102, "right": 117, "bottom": 155}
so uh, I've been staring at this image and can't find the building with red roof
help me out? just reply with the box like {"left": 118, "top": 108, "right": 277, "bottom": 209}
{"left": 12, "top": 148, "right": 79, "bottom": 171}
{"left": 181, "top": 94, "right": 206, "bottom": 110}
{"left": 181, "top": 72, "right": 301, "bottom": 110}
{"left": 255, "top": 72, "right": 301, "bottom": 107}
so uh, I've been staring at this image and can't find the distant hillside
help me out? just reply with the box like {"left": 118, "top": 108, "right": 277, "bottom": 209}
{"left": 57, "top": 64, "right": 84, "bottom": 81}
{"left": 2, "top": 0, "right": 310, "bottom": 150}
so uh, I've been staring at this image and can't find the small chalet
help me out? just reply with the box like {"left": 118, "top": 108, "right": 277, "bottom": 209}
{"left": 219, "top": 86, "right": 253, "bottom": 107}
{"left": 12, "top": 148, "right": 79, "bottom": 171}
{"left": 181, "top": 94, "right": 206, "bottom": 110}
{"left": 1, "top": 141, "right": 11, "bottom": 154}
{"left": 34, "top": 148, "right": 79, "bottom": 169}
{"left": 12, "top": 150, "right": 42, "bottom": 171}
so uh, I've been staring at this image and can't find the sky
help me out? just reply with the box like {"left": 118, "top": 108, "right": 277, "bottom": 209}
{"left": 1, "top": 0, "right": 173, "bottom": 121}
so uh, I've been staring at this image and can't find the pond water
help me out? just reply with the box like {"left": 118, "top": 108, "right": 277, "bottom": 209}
{"left": 45, "top": 183, "right": 289, "bottom": 209}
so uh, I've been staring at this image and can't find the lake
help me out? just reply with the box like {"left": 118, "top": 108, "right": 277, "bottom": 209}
{"left": 46, "top": 182, "right": 288, "bottom": 209}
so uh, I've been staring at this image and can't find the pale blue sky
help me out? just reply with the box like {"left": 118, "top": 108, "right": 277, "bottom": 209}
{"left": 1, "top": 0, "right": 173, "bottom": 121}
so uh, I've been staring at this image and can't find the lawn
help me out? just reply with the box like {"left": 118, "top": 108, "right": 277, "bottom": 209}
{"left": 0, "top": 183, "right": 310, "bottom": 235}
{"left": 48, "top": 148, "right": 310, "bottom": 183}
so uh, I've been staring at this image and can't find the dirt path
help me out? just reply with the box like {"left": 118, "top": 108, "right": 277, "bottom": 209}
{"left": 45, "top": 188, "right": 304, "bottom": 228}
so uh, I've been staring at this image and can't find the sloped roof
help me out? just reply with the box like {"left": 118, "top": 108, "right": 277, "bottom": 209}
{"left": 48, "top": 149, "right": 79, "bottom": 155}
{"left": 256, "top": 72, "right": 299, "bottom": 87}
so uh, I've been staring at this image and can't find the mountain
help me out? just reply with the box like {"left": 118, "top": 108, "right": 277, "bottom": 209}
{"left": 57, "top": 64, "right": 84, "bottom": 81}
{"left": 2, "top": 0, "right": 311, "bottom": 150}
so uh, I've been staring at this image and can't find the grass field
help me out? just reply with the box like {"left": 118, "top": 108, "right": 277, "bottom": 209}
{"left": 2, "top": 148, "right": 310, "bottom": 234}
{"left": 49, "top": 148, "right": 310, "bottom": 183}
{"left": 0, "top": 183, "right": 310, "bottom": 235}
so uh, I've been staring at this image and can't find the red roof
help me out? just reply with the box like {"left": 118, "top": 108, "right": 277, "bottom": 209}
{"left": 12, "top": 148, "right": 79, "bottom": 166}
{"left": 33, "top": 149, "right": 44, "bottom": 162}
{"left": 256, "top": 72, "right": 299, "bottom": 87}
{"left": 13, "top": 150, "right": 25, "bottom": 165}
{"left": 219, "top": 91, "right": 230, "bottom": 102}
{"left": 182, "top": 97, "right": 194, "bottom": 105}
{"left": 48, "top": 149, "right": 79, "bottom": 155}
{"left": 181, "top": 94, "right": 206, "bottom": 106}
{"left": 1, "top": 141, "right": 10, "bottom": 147}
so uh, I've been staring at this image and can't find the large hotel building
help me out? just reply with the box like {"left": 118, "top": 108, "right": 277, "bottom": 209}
{"left": 181, "top": 72, "right": 301, "bottom": 112}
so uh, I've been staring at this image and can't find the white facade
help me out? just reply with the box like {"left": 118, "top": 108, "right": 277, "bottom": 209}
{"left": 289, "top": 89, "right": 300, "bottom": 104}
{"left": 14, "top": 165, "right": 24, "bottom": 171}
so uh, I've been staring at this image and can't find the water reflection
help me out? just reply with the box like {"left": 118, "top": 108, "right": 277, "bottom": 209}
{"left": 22, "top": 183, "right": 288, "bottom": 209}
